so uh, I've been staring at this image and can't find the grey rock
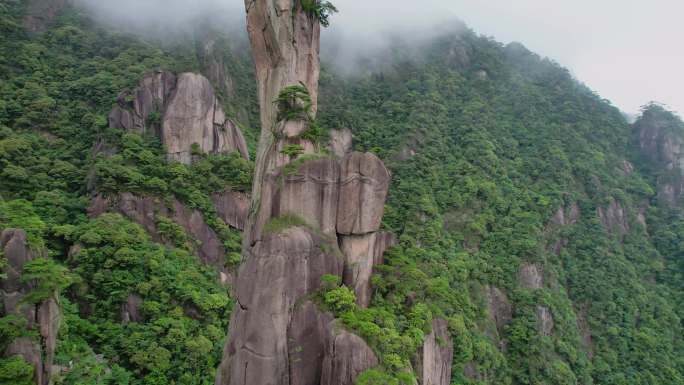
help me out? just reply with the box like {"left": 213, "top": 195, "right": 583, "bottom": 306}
{"left": 518, "top": 263, "right": 543, "bottom": 289}
{"left": 1, "top": 229, "right": 60, "bottom": 385}
{"left": 413, "top": 319, "right": 453, "bottom": 385}
{"left": 321, "top": 327, "right": 379, "bottom": 385}
{"left": 216, "top": 227, "right": 343, "bottom": 385}
{"left": 121, "top": 294, "right": 143, "bottom": 323}
{"left": 108, "top": 71, "right": 249, "bottom": 164}
{"left": 536, "top": 306, "right": 554, "bottom": 336}
{"left": 273, "top": 157, "right": 341, "bottom": 237}
{"left": 340, "top": 231, "right": 397, "bottom": 308}
{"left": 212, "top": 191, "right": 251, "bottom": 230}
{"left": 337, "top": 152, "right": 391, "bottom": 235}
{"left": 329, "top": 128, "right": 353, "bottom": 158}
{"left": 485, "top": 286, "right": 512, "bottom": 333}
{"left": 163, "top": 73, "right": 249, "bottom": 163}
{"left": 288, "top": 301, "right": 334, "bottom": 385}
{"left": 5, "top": 337, "right": 43, "bottom": 385}
{"left": 597, "top": 200, "right": 629, "bottom": 236}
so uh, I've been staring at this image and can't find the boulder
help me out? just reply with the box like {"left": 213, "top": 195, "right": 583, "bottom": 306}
{"left": 337, "top": 152, "right": 391, "bottom": 235}
{"left": 163, "top": 73, "right": 250, "bottom": 163}
{"left": 108, "top": 71, "right": 249, "bottom": 164}
{"left": 413, "top": 319, "right": 453, "bottom": 385}
{"left": 121, "top": 294, "right": 143, "bottom": 323}
{"left": 634, "top": 106, "right": 684, "bottom": 205}
{"left": 485, "top": 286, "right": 512, "bottom": 333}
{"left": 288, "top": 301, "right": 335, "bottom": 385}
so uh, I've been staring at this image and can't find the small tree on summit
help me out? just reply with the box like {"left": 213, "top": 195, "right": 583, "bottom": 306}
{"left": 301, "top": 0, "right": 338, "bottom": 27}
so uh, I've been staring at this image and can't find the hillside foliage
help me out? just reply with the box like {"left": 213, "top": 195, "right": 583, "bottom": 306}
{"left": 1, "top": 2, "right": 683, "bottom": 385}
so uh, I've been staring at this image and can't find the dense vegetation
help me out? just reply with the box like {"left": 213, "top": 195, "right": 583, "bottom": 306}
{"left": 1, "top": 1, "right": 684, "bottom": 385}
{"left": 0, "top": 2, "right": 254, "bottom": 384}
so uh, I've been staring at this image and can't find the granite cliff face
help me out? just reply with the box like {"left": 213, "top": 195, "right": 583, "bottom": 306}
{"left": 1, "top": 229, "right": 60, "bottom": 385}
{"left": 214, "top": 1, "right": 443, "bottom": 384}
{"left": 108, "top": 71, "right": 250, "bottom": 164}
{"left": 634, "top": 105, "right": 684, "bottom": 205}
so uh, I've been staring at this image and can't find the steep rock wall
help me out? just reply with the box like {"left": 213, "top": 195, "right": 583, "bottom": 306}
{"left": 1, "top": 229, "right": 60, "bottom": 385}
{"left": 108, "top": 71, "right": 250, "bottom": 164}
{"left": 216, "top": 1, "right": 400, "bottom": 384}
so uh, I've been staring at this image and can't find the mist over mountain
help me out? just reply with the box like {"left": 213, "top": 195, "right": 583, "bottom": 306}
{"left": 2, "top": 1, "right": 684, "bottom": 385}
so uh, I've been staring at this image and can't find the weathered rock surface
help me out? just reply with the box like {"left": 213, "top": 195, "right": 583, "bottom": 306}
{"left": 329, "top": 128, "right": 353, "bottom": 158}
{"left": 485, "top": 285, "right": 513, "bottom": 334}
{"left": 634, "top": 106, "right": 684, "bottom": 205}
{"left": 23, "top": 0, "right": 67, "bottom": 33}
{"left": 321, "top": 328, "right": 379, "bottom": 385}
{"left": 121, "top": 293, "right": 143, "bottom": 323}
{"left": 266, "top": 157, "right": 341, "bottom": 238}
{"left": 413, "top": 319, "right": 454, "bottom": 385}
{"left": 1, "top": 229, "right": 60, "bottom": 385}
{"left": 216, "top": 227, "right": 344, "bottom": 385}
{"left": 518, "top": 263, "right": 543, "bottom": 289}
{"left": 337, "top": 152, "right": 391, "bottom": 235}
{"left": 536, "top": 306, "right": 554, "bottom": 336}
{"left": 212, "top": 191, "right": 250, "bottom": 230}
{"left": 219, "top": 2, "right": 393, "bottom": 384}
{"left": 597, "top": 200, "right": 629, "bottom": 237}
{"left": 88, "top": 193, "right": 230, "bottom": 273}
{"left": 340, "top": 231, "right": 397, "bottom": 308}
{"left": 108, "top": 71, "right": 249, "bottom": 164}
{"left": 163, "top": 73, "right": 249, "bottom": 163}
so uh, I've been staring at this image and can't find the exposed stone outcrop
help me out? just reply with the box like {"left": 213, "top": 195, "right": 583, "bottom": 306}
{"left": 536, "top": 306, "right": 554, "bottom": 336}
{"left": 485, "top": 285, "right": 513, "bottom": 336}
{"left": 634, "top": 105, "right": 684, "bottom": 205}
{"left": 518, "top": 263, "right": 543, "bottom": 289}
{"left": 23, "top": 0, "right": 67, "bottom": 33}
{"left": 337, "top": 152, "right": 391, "bottom": 235}
{"left": 548, "top": 202, "right": 580, "bottom": 255}
{"left": 329, "top": 128, "right": 353, "bottom": 158}
{"left": 121, "top": 293, "right": 143, "bottom": 324}
{"left": 597, "top": 199, "right": 629, "bottom": 237}
{"left": 413, "top": 319, "right": 454, "bottom": 385}
{"left": 88, "top": 193, "right": 240, "bottom": 274}
{"left": 212, "top": 191, "right": 250, "bottom": 230}
{"left": 1, "top": 229, "right": 60, "bottom": 385}
{"left": 215, "top": 227, "right": 344, "bottom": 385}
{"left": 108, "top": 71, "right": 249, "bottom": 164}
{"left": 217, "top": 2, "right": 399, "bottom": 384}
{"left": 321, "top": 327, "right": 379, "bottom": 385}
{"left": 340, "top": 231, "right": 397, "bottom": 308}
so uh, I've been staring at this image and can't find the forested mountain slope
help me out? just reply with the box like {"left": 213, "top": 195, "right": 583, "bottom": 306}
{"left": 1, "top": 1, "right": 683, "bottom": 385}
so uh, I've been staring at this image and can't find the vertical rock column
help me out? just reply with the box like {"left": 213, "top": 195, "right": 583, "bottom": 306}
{"left": 217, "top": 2, "right": 398, "bottom": 385}
{"left": 216, "top": 2, "right": 337, "bottom": 385}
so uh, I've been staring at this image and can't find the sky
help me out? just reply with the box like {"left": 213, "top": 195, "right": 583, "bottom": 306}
{"left": 74, "top": 0, "right": 684, "bottom": 116}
